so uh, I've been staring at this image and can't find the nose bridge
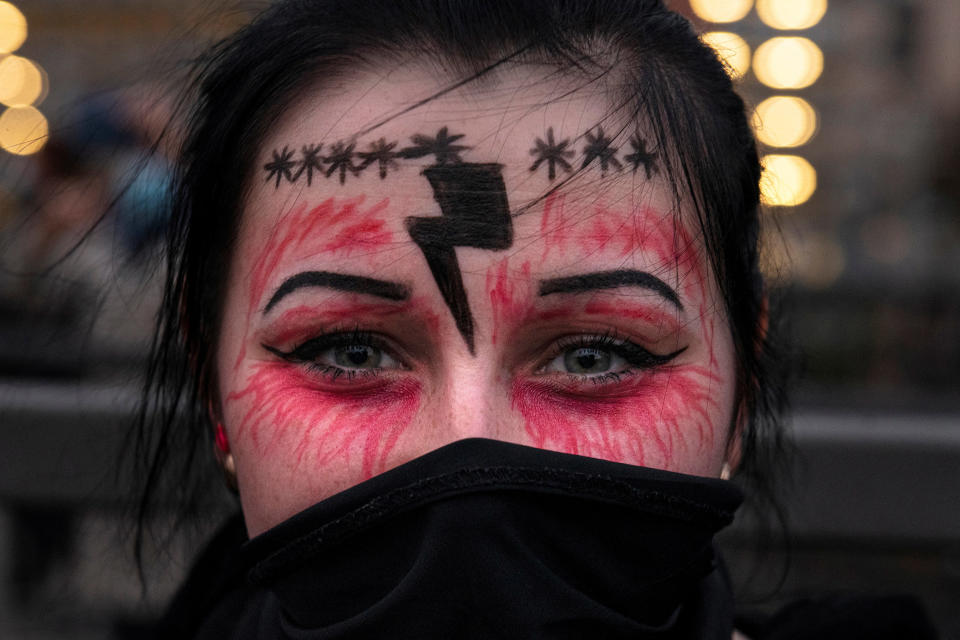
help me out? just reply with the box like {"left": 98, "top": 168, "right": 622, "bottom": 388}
{"left": 440, "top": 355, "right": 502, "bottom": 441}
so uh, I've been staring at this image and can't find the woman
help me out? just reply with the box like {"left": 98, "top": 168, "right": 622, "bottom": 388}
{"left": 140, "top": 0, "right": 792, "bottom": 637}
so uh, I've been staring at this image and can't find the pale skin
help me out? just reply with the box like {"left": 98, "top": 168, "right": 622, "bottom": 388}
{"left": 215, "top": 63, "right": 740, "bottom": 538}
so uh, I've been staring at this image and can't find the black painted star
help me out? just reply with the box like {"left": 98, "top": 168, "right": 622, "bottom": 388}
{"left": 529, "top": 127, "right": 574, "bottom": 181}
{"left": 624, "top": 134, "right": 658, "bottom": 179}
{"left": 297, "top": 143, "right": 324, "bottom": 185}
{"left": 581, "top": 127, "right": 622, "bottom": 175}
{"left": 323, "top": 141, "right": 361, "bottom": 185}
{"left": 398, "top": 126, "right": 469, "bottom": 165}
{"left": 264, "top": 146, "right": 298, "bottom": 188}
{"left": 357, "top": 138, "right": 400, "bottom": 179}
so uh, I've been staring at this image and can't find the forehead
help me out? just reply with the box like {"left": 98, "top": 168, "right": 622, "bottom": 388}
{"left": 258, "top": 64, "right": 672, "bottom": 195}
{"left": 263, "top": 63, "right": 618, "bottom": 160}
{"left": 242, "top": 63, "right": 697, "bottom": 279}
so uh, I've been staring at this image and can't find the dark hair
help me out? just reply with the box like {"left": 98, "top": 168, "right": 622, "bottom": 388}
{"left": 133, "top": 0, "right": 791, "bottom": 557}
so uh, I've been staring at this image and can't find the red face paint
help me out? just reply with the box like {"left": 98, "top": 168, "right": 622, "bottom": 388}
{"left": 236, "top": 197, "right": 395, "bottom": 369}
{"left": 511, "top": 364, "right": 722, "bottom": 466}
{"left": 228, "top": 361, "right": 421, "bottom": 479}
{"left": 538, "top": 193, "right": 702, "bottom": 274}
{"left": 223, "top": 196, "right": 430, "bottom": 489}
{"left": 492, "top": 195, "right": 729, "bottom": 468}
{"left": 233, "top": 292, "right": 439, "bottom": 478}
{"left": 319, "top": 209, "right": 392, "bottom": 255}
{"left": 486, "top": 258, "right": 531, "bottom": 345}
{"left": 224, "top": 186, "right": 732, "bottom": 532}
{"left": 581, "top": 300, "right": 683, "bottom": 336}
{"left": 258, "top": 302, "right": 413, "bottom": 346}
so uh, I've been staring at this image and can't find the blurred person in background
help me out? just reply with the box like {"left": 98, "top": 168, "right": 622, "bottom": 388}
{"left": 0, "top": 86, "right": 173, "bottom": 379}
{"left": 0, "top": 136, "right": 109, "bottom": 377}
{"left": 0, "top": 83, "right": 176, "bottom": 614}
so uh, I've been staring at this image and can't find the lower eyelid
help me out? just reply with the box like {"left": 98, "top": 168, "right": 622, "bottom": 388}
{"left": 528, "top": 369, "right": 647, "bottom": 398}
{"left": 308, "top": 363, "right": 381, "bottom": 378}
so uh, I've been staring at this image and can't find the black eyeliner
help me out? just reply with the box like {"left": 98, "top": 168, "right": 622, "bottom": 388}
{"left": 262, "top": 330, "right": 393, "bottom": 380}
{"left": 555, "top": 334, "right": 686, "bottom": 370}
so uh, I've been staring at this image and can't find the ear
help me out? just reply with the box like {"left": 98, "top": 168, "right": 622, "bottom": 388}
{"left": 724, "top": 292, "right": 769, "bottom": 473}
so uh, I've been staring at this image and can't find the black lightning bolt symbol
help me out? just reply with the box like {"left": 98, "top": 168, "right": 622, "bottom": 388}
{"left": 406, "top": 163, "right": 513, "bottom": 354}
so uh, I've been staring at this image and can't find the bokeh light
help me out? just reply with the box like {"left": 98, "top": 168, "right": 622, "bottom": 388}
{"left": 760, "top": 154, "right": 817, "bottom": 206}
{"left": 753, "top": 37, "right": 824, "bottom": 89}
{"left": 756, "top": 0, "right": 827, "bottom": 30}
{"left": 701, "top": 31, "right": 751, "bottom": 80}
{"left": 752, "top": 96, "right": 818, "bottom": 147}
{"left": 0, "top": 55, "right": 46, "bottom": 107}
{"left": 0, "top": 1, "right": 27, "bottom": 54}
{"left": 0, "top": 105, "right": 48, "bottom": 155}
{"left": 689, "top": 0, "right": 753, "bottom": 24}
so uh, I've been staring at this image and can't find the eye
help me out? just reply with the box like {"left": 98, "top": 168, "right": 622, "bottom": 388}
{"left": 539, "top": 334, "right": 684, "bottom": 379}
{"left": 325, "top": 343, "right": 397, "bottom": 370}
{"left": 554, "top": 347, "right": 619, "bottom": 375}
{"left": 263, "top": 330, "right": 404, "bottom": 376}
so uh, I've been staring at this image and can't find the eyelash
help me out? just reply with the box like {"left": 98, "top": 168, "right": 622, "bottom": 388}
{"left": 262, "top": 328, "right": 401, "bottom": 382}
{"left": 539, "top": 331, "right": 685, "bottom": 383}
{"left": 263, "top": 329, "right": 685, "bottom": 386}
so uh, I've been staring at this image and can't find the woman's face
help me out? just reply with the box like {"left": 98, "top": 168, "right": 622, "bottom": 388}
{"left": 217, "top": 65, "right": 738, "bottom": 535}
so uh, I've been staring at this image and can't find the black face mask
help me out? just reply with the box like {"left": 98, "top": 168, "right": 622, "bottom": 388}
{"left": 182, "top": 438, "right": 742, "bottom": 639}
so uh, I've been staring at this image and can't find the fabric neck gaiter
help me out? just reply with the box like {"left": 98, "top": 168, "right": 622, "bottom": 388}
{"left": 187, "top": 438, "right": 743, "bottom": 639}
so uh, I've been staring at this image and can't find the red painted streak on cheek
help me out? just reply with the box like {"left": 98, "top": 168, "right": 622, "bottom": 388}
{"left": 510, "top": 365, "right": 722, "bottom": 467}
{"left": 226, "top": 362, "right": 421, "bottom": 479}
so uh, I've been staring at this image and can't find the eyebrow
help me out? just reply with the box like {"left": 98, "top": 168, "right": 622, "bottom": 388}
{"left": 264, "top": 271, "right": 411, "bottom": 313}
{"left": 538, "top": 269, "right": 683, "bottom": 310}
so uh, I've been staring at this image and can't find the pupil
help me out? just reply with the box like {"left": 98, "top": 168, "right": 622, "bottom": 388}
{"left": 565, "top": 347, "right": 610, "bottom": 374}
{"left": 336, "top": 345, "right": 380, "bottom": 368}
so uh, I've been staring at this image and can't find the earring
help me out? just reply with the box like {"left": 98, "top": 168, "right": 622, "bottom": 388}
{"left": 214, "top": 422, "right": 238, "bottom": 492}
{"left": 720, "top": 462, "right": 732, "bottom": 481}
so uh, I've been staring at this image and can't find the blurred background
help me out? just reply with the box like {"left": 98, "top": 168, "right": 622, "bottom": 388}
{"left": 0, "top": 0, "right": 957, "bottom": 637}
